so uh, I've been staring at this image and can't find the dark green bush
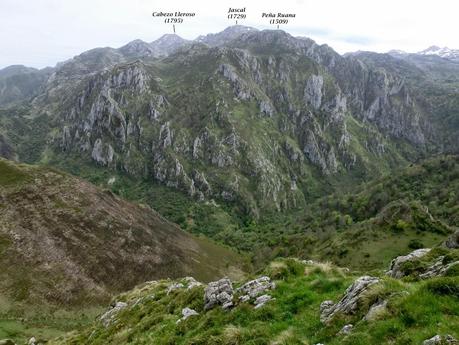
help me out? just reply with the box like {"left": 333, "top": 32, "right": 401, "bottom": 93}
{"left": 424, "top": 277, "right": 459, "bottom": 295}
{"left": 408, "top": 239, "right": 424, "bottom": 250}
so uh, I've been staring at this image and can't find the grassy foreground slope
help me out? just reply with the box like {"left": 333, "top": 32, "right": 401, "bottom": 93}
{"left": 52, "top": 250, "right": 459, "bottom": 345}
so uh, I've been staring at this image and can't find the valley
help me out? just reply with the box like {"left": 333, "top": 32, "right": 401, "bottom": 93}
{"left": 0, "top": 24, "right": 458, "bottom": 344}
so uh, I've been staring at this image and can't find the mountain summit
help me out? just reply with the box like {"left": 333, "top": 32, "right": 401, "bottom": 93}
{"left": 417, "top": 45, "right": 459, "bottom": 61}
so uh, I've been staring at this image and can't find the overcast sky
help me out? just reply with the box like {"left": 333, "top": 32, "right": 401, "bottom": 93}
{"left": 0, "top": 0, "right": 458, "bottom": 69}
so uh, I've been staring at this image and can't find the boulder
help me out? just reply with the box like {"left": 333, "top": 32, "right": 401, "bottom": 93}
{"left": 320, "top": 276, "right": 379, "bottom": 323}
{"left": 0, "top": 340, "right": 16, "bottom": 345}
{"left": 204, "top": 278, "right": 234, "bottom": 310}
{"left": 423, "top": 334, "right": 458, "bottom": 345}
{"left": 100, "top": 301, "right": 128, "bottom": 327}
{"left": 236, "top": 276, "right": 276, "bottom": 300}
{"left": 386, "top": 248, "right": 431, "bottom": 278}
{"left": 339, "top": 324, "right": 353, "bottom": 335}
{"left": 167, "top": 282, "right": 184, "bottom": 294}
{"left": 364, "top": 300, "right": 388, "bottom": 321}
{"left": 185, "top": 277, "right": 203, "bottom": 289}
{"left": 254, "top": 294, "right": 274, "bottom": 309}
{"left": 176, "top": 307, "right": 199, "bottom": 323}
{"left": 445, "top": 230, "right": 459, "bottom": 249}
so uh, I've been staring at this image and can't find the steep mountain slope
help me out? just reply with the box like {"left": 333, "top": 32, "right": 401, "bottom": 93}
{"left": 0, "top": 65, "right": 52, "bottom": 107}
{"left": 1, "top": 27, "right": 449, "bottom": 215}
{"left": 355, "top": 50, "right": 459, "bottom": 151}
{"left": 0, "top": 27, "right": 457, "bottom": 228}
{"left": 0, "top": 158, "right": 245, "bottom": 307}
{"left": 240, "top": 155, "right": 459, "bottom": 269}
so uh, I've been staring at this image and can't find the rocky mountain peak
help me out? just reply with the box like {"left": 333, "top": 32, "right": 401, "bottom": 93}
{"left": 149, "top": 34, "right": 190, "bottom": 57}
{"left": 118, "top": 39, "right": 154, "bottom": 57}
{"left": 196, "top": 25, "right": 258, "bottom": 46}
{"left": 417, "top": 45, "right": 459, "bottom": 61}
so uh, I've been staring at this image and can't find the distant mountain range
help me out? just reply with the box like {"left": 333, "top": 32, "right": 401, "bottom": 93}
{"left": 0, "top": 25, "right": 458, "bottom": 217}
{"left": 387, "top": 45, "right": 459, "bottom": 62}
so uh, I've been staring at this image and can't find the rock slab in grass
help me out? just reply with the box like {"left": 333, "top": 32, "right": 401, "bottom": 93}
{"left": 0, "top": 340, "right": 16, "bottom": 345}
{"left": 236, "top": 276, "right": 276, "bottom": 299}
{"left": 423, "top": 334, "right": 458, "bottom": 345}
{"left": 386, "top": 248, "right": 431, "bottom": 278}
{"left": 364, "top": 300, "right": 388, "bottom": 321}
{"left": 339, "top": 324, "right": 353, "bottom": 335}
{"left": 177, "top": 307, "right": 199, "bottom": 323}
{"left": 100, "top": 301, "right": 128, "bottom": 327}
{"left": 320, "top": 276, "right": 379, "bottom": 323}
{"left": 254, "top": 294, "right": 274, "bottom": 309}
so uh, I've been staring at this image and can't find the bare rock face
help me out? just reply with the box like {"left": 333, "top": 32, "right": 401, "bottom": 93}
{"left": 304, "top": 75, "right": 324, "bottom": 110}
{"left": 204, "top": 278, "right": 234, "bottom": 310}
{"left": 386, "top": 248, "right": 431, "bottom": 278}
{"left": 320, "top": 276, "right": 379, "bottom": 324}
{"left": 91, "top": 138, "right": 114, "bottom": 166}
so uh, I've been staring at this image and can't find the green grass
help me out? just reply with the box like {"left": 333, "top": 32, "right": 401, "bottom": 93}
{"left": 50, "top": 256, "right": 459, "bottom": 345}
{"left": 0, "top": 159, "right": 29, "bottom": 186}
{"left": 0, "top": 307, "right": 103, "bottom": 344}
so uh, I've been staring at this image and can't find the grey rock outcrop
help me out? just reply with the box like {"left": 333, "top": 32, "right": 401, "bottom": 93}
{"left": 100, "top": 301, "right": 128, "bottom": 327}
{"left": 304, "top": 75, "right": 324, "bottom": 109}
{"left": 339, "top": 324, "right": 353, "bottom": 335}
{"left": 91, "top": 138, "right": 114, "bottom": 166}
{"left": 184, "top": 277, "right": 203, "bottom": 289}
{"left": 364, "top": 300, "right": 387, "bottom": 321}
{"left": 236, "top": 276, "right": 276, "bottom": 300}
{"left": 320, "top": 276, "right": 379, "bottom": 323}
{"left": 445, "top": 230, "right": 459, "bottom": 249}
{"left": 423, "top": 334, "right": 458, "bottom": 345}
{"left": 0, "top": 340, "right": 16, "bottom": 345}
{"left": 419, "top": 257, "right": 459, "bottom": 279}
{"left": 176, "top": 307, "right": 199, "bottom": 323}
{"left": 254, "top": 294, "right": 274, "bottom": 309}
{"left": 204, "top": 278, "right": 234, "bottom": 310}
{"left": 167, "top": 282, "right": 184, "bottom": 294}
{"left": 386, "top": 248, "right": 431, "bottom": 278}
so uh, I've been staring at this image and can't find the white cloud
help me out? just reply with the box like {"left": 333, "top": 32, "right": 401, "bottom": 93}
{"left": 0, "top": 0, "right": 458, "bottom": 68}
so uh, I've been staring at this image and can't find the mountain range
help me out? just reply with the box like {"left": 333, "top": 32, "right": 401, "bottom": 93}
{"left": 0, "top": 25, "right": 458, "bottom": 344}
{"left": 1, "top": 26, "right": 458, "bottom": 215}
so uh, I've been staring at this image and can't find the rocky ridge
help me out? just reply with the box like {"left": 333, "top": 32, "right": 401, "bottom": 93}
{"left": 1, "top": 27, "right": 450, "bottom": 214}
